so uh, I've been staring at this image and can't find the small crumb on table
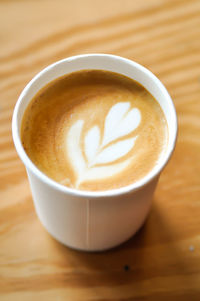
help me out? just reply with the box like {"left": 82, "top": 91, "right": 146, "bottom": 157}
{"left": 124, "top": 265, "right": 130, "bottom": 271}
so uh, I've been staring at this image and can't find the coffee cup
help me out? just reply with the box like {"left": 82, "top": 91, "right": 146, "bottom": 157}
{"left": 12, "top": 54, "right": 177, "bottom": 251}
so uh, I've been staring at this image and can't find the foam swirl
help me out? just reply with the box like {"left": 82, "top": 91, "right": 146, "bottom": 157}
{"left": 66, "top": 102, "right": 141, "bottom": 188}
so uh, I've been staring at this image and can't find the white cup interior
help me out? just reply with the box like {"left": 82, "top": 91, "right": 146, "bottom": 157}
{"left": 12, "top": 54, "right": 177, "bottom": 198}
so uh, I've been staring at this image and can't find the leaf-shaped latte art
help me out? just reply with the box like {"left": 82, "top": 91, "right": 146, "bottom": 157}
{"left": 93, "top": 136, "right": 137, "bottom": 165}
{"left": 67, "top": 120, "right": 86, "bottom": 176}
{"left": 66, "top": 102, "right": 141, "bottom": 188}
{"left": 102, "top": 102, "right": 141, "bottom": 146}
{"left": 84, "top": 126, "right": 100, "bottom": 164}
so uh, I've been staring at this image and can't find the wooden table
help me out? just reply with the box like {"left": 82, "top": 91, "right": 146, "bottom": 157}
{"left": 0, "top": 0, "right": 200, "bottom": 300}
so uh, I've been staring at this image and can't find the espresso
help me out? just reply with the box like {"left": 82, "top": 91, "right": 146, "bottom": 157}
{"left": 21, "top": 70, "right": 168, "bottom": 191}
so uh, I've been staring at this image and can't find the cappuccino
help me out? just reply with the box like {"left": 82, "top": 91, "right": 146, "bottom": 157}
{"left": 21, "top": 70, "right": 168, "bottom": 191}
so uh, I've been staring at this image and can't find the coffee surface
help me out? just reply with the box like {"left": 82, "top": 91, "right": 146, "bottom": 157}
{"left": 21, "top": 70, "right": 168, "bottom": 191}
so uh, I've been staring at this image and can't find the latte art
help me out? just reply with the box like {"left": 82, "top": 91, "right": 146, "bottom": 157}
{"left": 21, "top": 70, "right": 168, "bottom": 191}
{"left": 67, "top": 102, "right": 141, "bottom": 188}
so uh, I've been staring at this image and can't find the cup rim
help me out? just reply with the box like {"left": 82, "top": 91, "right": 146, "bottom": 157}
{"left": 12, "top": 53, "right": 178, "bottom": 199}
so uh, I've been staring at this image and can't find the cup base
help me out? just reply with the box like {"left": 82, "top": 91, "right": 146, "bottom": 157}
{"left": 38, "top": 209, "right": 149, "bottom": 252}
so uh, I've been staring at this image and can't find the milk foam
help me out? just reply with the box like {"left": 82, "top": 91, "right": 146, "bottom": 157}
{"left": 21, "top": 69, "right": 168, "bottom": 191}
{"left": 67, "top": 102, "right": 141, "bottom": 188}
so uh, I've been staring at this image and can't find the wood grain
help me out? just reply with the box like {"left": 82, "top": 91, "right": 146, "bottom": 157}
{"left": 0, "top": 0, "right": 200, "bottom": 300}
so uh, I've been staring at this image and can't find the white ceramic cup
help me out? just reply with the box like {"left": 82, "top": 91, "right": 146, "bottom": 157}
{"left": 12, "top": 54, "right": 177, "bottom": 251}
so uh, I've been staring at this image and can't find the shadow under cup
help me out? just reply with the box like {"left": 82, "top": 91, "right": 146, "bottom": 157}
{"left": 12, "top": 54, "right": 177, "bottom": 251}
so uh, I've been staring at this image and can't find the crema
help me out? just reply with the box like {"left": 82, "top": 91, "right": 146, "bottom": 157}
{"left": 21, "top": 70, "right": 168, "bottom": 191}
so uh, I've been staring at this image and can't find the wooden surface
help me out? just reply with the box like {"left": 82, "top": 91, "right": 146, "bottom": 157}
{"left": 0, "top": 0, "right": 200, "bottom": 300}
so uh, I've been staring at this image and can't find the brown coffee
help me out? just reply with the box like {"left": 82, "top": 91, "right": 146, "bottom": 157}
{"left": 21, "top": 70, "right": 168, "bottom": 191}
